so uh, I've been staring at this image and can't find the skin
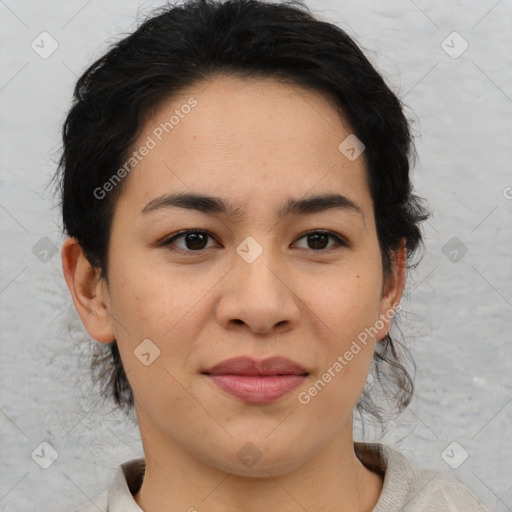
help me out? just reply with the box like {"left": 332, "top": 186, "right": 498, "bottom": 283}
{"left": 62, "top": 75, "right": 406, "bottom": 512}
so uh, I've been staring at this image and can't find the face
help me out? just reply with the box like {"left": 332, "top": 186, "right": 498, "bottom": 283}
{"left": 65, "top": 75, "right": 404, "bottom": 477}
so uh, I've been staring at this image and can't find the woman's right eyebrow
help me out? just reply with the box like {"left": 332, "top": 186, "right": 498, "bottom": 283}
{"left": 139, "top": 191, "right": 365, "bottom": 224}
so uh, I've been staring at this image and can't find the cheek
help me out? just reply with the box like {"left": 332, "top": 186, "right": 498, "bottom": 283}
{"left": 300, "top": 339, "right": 374, "bottom": 433}
{"left": 300, "top": 266, "right": 383, "bottom": 336}
{"left": 298, "top": 263, "right": 382, "bottom": 393}
{"left": 108, "top": 252, "right": 206, "bottom": 335}
{"left": 103, "top": 266, "right": 186, "bottom": 388}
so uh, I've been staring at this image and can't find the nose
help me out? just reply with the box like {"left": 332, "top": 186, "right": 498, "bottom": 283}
{"left": 215, "top": 245, "right": 301, "bottom": 336}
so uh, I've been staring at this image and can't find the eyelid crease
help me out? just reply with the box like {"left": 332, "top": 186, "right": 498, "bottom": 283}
{"left": 159, "top": 228, "right": 349, "bottom": 253}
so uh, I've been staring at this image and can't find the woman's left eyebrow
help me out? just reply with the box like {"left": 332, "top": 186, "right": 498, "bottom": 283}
{"left": 140, "top": 191, "right": 365, "bottom": 223}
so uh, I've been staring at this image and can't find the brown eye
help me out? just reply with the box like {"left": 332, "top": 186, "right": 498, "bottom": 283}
{"left": 162, "top": 230, "right": 217, "bottom": 252}
{"left": 294, "top": 230, "right": 346, "bottom": 251}
{"left": 161, "top": 229, "right": 346, "bottom": 255}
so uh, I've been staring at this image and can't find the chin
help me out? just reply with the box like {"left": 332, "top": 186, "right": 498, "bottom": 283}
{"left": 202, "top": 441, "right": 312, "bottom": 478}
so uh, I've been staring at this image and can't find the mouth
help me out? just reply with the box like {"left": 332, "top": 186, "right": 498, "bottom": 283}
{"left": 201, "top": 356, "right": 309, "bottom": 404}
{"left": 202, "top": 355, "right": 308, "bottom": 376}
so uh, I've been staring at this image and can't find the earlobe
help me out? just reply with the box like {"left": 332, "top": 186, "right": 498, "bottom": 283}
{"left": 61, "top": 237, "right": 115, "bottom": 343}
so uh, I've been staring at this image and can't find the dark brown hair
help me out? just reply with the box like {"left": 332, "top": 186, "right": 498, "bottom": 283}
{"left": 52, "top": 0, "right": 429, "bottom": 425}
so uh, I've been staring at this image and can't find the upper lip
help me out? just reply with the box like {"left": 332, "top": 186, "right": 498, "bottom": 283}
{"left": 202, "top": 356, "right": 308, "bottom": 376}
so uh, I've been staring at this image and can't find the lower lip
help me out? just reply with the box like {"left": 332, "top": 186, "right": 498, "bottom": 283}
{"left": 205, "top": 374, "right": 307, "bottom": 404}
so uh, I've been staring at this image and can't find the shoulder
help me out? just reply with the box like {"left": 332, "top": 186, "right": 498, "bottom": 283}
{"left": 355, "top": 442, "right": 491, "bottom": 512}
{"left": 403, "top": 468, "right": 491, "bottom": 511}
{"left": 380, "top": 443, "right": 491, "bottom": 511}
{"left": 70, "top": 456, "right": 145, "bottom": 511}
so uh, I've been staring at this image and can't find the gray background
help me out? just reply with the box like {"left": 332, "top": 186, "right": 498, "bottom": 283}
{"left": 1, "top": 0, "right": 511, "bottom": 510}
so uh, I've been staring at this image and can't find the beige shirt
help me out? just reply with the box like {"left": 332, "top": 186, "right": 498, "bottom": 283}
{"left": 72, "top": 442, "right": 490, "bottom": 511}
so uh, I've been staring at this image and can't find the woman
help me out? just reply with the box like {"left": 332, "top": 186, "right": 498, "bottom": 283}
{"left": 55, "top": 0, "right": 490, "bottom": 510}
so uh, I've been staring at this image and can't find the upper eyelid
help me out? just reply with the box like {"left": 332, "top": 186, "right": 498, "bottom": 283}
{"left": 162, "top": 229, "right": 348, "bottom": 249}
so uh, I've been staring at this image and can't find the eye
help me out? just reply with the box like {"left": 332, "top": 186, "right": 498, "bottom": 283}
{"left": 161, "top": 230, "right": 218, "bottom": 252}
{"left": 293, "top": 230, "right": 347, "bottom": 251}
{"left": 161, "top": 229, "right": 347, "bottom": 254}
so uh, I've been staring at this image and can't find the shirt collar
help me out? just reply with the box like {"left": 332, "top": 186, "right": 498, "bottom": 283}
{"left": 107, "top": 456, "right": 145, "bottom": 511}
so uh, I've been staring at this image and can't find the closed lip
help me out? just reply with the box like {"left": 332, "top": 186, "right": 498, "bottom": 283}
{"left": 202, "top": 356, "right": 308, "bottom": 376}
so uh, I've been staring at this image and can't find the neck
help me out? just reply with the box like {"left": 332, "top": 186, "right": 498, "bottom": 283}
{"left": 133, "top": 414, "right": 383, "bottom": 512}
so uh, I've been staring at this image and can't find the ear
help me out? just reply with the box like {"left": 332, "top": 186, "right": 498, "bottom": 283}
{"left": 61, "top": 237, "right": 115, "bottom": 343}
{"left": 376, "top": 240, "right": 407, "bottom": 341}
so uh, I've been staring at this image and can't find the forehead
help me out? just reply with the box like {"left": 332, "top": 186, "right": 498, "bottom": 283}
{"left": 116, "top": 75, "right": 371, "bottom": 217}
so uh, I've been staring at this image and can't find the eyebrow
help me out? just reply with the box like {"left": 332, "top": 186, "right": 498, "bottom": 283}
{"left": 140, "top": 191, "right": 365, "bottom": 222}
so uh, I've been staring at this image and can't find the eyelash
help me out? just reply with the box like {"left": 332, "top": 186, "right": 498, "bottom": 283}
{"left": 160, "top": 229, "right": 348, "bottom": 254}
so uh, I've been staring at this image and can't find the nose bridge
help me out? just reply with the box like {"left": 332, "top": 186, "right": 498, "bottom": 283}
{"left": 215, "top": 232, "right": 300, "bottom": 333}
{"left": 234, "top": 233, "right": 282, "bottom": 292}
